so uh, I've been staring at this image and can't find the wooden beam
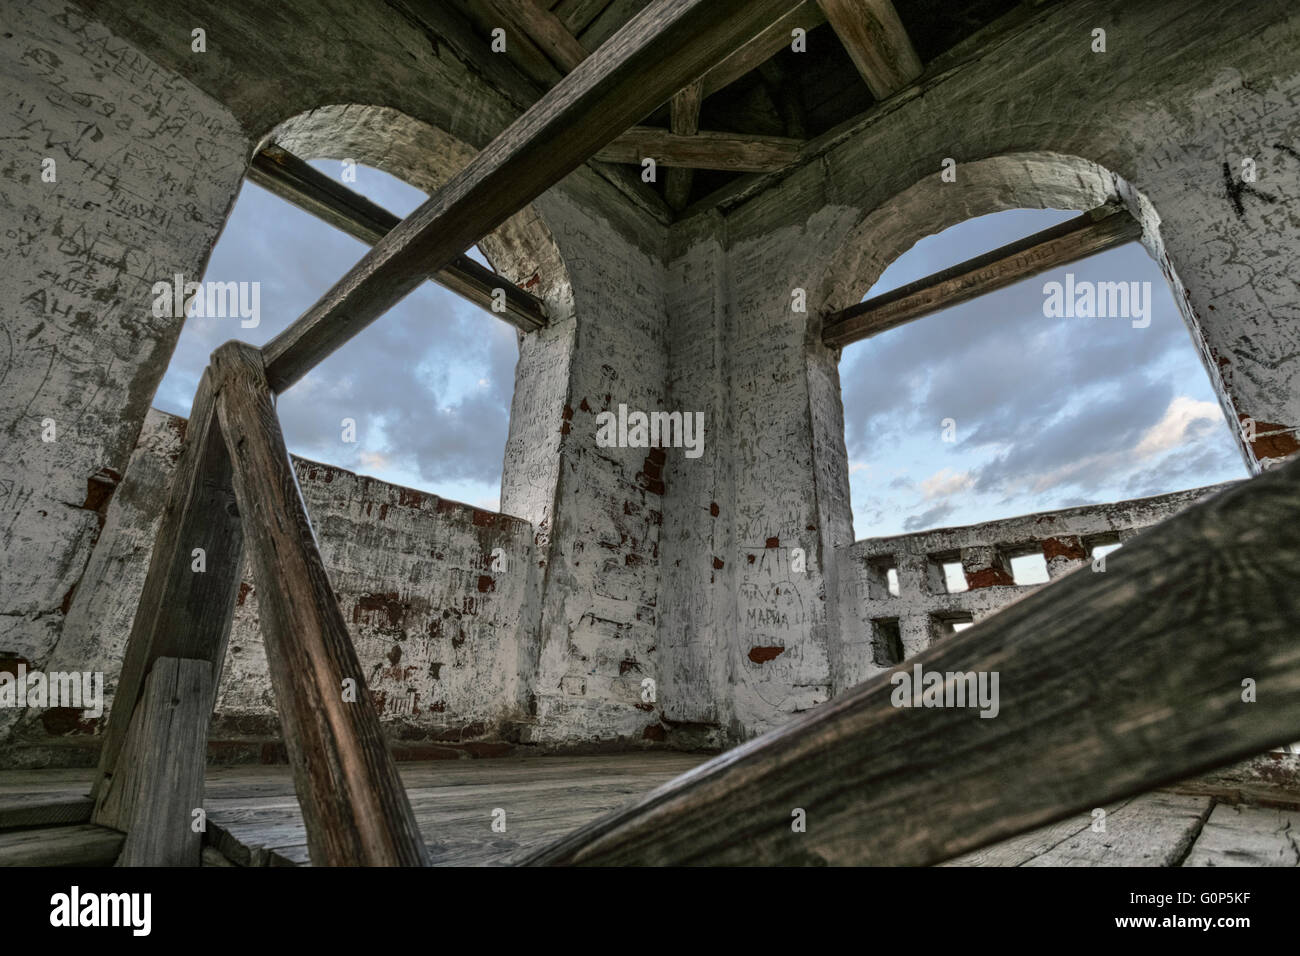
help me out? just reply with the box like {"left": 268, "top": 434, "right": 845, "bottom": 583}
{"left": 702, "top": 0, "right": 824, "bottom": 98}
{"left": 663, "top": 80, "right": 702, "bottom": 210}
{"left": 597, "top": 128, "right": 802, "bottom": 171}
{"left": 247, "top": 146, "right": 547, "bottom": 333}
{"left": 554, "top": 0, "right": 613, "bottom": 35}
{"left": 821, "top": 205, "right": 1142, "bottom": 350}
{"left": 487, "top": 0, "right": 590, "bottom": 72}
{"left": 90, "top": 367, "right": 244, "bottom": 806}
{"left": 101, "top": 657, "right": 211, "bottom": 866}
{"left": 817, "top": 0, "right": 922, "bottom": 100}
{"left": 523, "top": 459, "right": 1300, "bottom": 865}
{"left": 263, "top": 0, "right": 806, "bottom": 393}
{"left": 212, "top": 342, "right": 427, "bottom": 866}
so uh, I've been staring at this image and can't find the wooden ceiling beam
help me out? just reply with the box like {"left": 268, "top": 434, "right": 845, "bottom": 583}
{"left": 263, "top": 0, "right": 806, "bottom": 392}
{"left": 597, "top": 127, "right": 802, "bottom": 172}
{"left": 487, "top": 0, "right": 590, "bottom": 72}
{"left": 817, "top": 0, "right": 921, "bottom": 100}
{"left": 702, "top": 0, "right": 825, "bottom": 98}
{"left": 247, "top": 146, "right": 547, "bottom": 333}
{"left": 821, "top": 205, "right": 1142, "bottom": 350}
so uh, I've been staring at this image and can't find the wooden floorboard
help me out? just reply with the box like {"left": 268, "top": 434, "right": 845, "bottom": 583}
{"left": 1182, "top": 803, "right": 1300, "bottom": 866}
{"left": 1, "top": 754, "right": 1296, "bottom": 866}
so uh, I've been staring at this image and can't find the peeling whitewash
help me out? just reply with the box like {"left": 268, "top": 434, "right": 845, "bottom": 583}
{"left": 4, "top": 0, "right": 1300, "bottom": 763}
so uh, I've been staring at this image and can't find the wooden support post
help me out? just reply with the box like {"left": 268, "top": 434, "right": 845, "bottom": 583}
{"left": 91, "top": 367, "right": 244, "bottom": 810}
{"left": 211, "top": 342, "right": 427, "bottom": 866}
{"left": 821, "top": 205, "right": 1142, "bottom": 349}
{"left": 523, "top": 458, "right": 1300, "bottom": 865}
{"left": 101, "top": 658, "right": 212, "bottom": 866}
{"left": 664, "top": 80, "right": 703, "bottom": 211}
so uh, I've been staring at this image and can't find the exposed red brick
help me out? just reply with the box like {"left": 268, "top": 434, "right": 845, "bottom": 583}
{"left": 642, "top": 723, "right": 667, "bottom": 741}
{"left": 521, "top": 271, "right": 541, "bottom": 290}
{"left": 353, "top": 591, "right": 406, "bottom": 626}
{"left": 765, "top": 536, "right": 780, "bottom": 549}
{"left": 398, "top": 488, "right": 424, "bottom": 508}
{"left": 579, "top": 397, "right": 591, "bottom": 412}
{"left": 472, "top": 508, "right": 499, "bottom": 527}
{"left": 477, "top": 575, "right": 495, "bottom": 593}
{"left": 1242, "top": 416, "right": 1300, "bottom": 459}
{"left": 562, "top": 404, "right": 574, "bottom": 421}
{"left": 710, "top": 501, "right": 720, "bottom": 517}
{"left": 237, "top": 581, "right": 253, "bottom": 606}
{"left": 748, "top": 645, "right": 786, "bottom": 663}
{"left": 378, "top": 503, "right": 389, "bottom": 521}
{"left": 966, "top": 567, "right": 1014, "bottom": 589}
{"left": 712, "top": 556, "right": 724, "bottom": 569}
{"left": 1041, "top": 536, "right": 1087, "bottom": 562}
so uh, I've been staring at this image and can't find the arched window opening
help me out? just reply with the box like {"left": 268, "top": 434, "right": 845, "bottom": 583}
{"left": 154, "top": 161, "right": 519, "bottom": 511}
{"left": 840, "top": 208, "right": 1250, "bottom": 539}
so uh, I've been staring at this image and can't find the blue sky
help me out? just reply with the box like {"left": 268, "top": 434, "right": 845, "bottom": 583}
{"left": 841, "top": 209, "right": 1250, "bottom": 538}
{"left": 154, "top": 163, "right": 517, "bottom": 511}
{"left": 155, "top": 173, "right": 1249, "bottom": 535}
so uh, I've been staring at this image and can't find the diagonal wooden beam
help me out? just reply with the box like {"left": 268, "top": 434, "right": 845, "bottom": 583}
{"left": 213, "top": 342, "right": 427, "bottom": 866}
{"left": 663, "top": 80, "right": 703, "bottom": 210}
{"left": 521, "top": 458, "right": 1300, "bottom": 865}
{"left": 247, "top": 146, "right": 547, "bottom": 333}
{"left": 263, "top": 0, "right": 806, "bottom": 393}
{"left": 702, "top": 0, "right": 824, "bottom": 98}
{"left": 817, "top": 0, "right": 921, "bottom": 100}
{"left": 821, "top": 205, "right": 1142, "bottom": 349}
{"left": 597, "top": 128, "right": 802, "bottom": 171}
{"left": 486, "top": 0, "right": 591, "bottom": 72}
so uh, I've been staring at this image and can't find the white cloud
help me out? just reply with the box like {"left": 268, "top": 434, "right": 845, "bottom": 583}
{"left": 1134, "top": 396, "right": 1223, "bottom": 458}
{"left": 920, "top": 468, "right": 974, "bottom": 500}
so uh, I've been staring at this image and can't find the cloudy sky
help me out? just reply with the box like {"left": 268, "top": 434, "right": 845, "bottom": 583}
{"left": 156, "top": 173, "right": 1249, "bottom": 535}
{"left": 154, "top": 164, "right": 518, "bottom": 511}
{"left": 841, "top": 208, "right": 1250, "bottom": 538}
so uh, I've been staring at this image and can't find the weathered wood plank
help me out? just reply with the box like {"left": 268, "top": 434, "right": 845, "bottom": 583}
{"left": 817, "top": 0, "right": 922, "bottom": 99}
{"left": 0, "top": 794, "right": 93, "bottom": 830}
{"left": 99, "top": 658, "right": 212, "bottom": 866}
{"left": 488, "top": 0, "right": 590, "bottom": 72}
{"left": 702, "top": 0, "right": 824, "bottom": 98}
{"left": 1183, "top": 804, "right": 1300, "bottom": 866}
{"left": 0, "top": 824, "right": 124, "bottom": 867}
{"left": 821, "top": 205, "right": 1142, "bottom": 349}
{"left": 263, "top": 0, "right": 806, "bottom": 392}
{"left": 948, "top": 793, "right": 1212, "bottom": 867}
{"left": 90, "top": 367, "right": 244, "bottom": 805}
{"left": 521, "top": 460, "right": 1300, "bottom": 865}
{"left": 554, "top": 0, "right": 612, "bottom": 35}
{"left": 664, "top": 79, "right": 702, "bottom": 210}
{"left": 212, "top": 342, "right": 427, "bottom": 866}
{"left": 248, "top": 146, "right": 548, "bottom": 332}
{"left": 597, "top": 128, "right": 802, "bottom": 171}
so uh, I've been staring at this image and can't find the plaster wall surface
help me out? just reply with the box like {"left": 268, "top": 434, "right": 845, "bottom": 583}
{"left": 2, "top": 408, "right": 538, "bottom": 766}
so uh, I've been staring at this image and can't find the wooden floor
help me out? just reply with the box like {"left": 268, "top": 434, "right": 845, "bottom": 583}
{"left": 1, "top": 753, "right": 1296, "bottom": 866}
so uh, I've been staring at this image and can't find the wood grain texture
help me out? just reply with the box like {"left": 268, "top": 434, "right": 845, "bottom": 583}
{"left": 521, "top": 460, "right": 1300, "bottom": 865}
{"left": 248, "top": 146, "right": 548, "bottom": 332}
{"left": 0, "top": 795, "right": 93, "bottom": 830}
{"left": 554, "top": 0, "right": 612, "bottom": 35}
{"left": 0, "top": 824, "right": 124, "bottom": 867}
{"left": 702, "top": 0, "right": 825, "bottom": 98}
{"left": 817, "top": 0, "right": 922, "bottom": 99}
{"left": 822, "top": 205, "right": 1142, "bottom": 349}
{"left": 1182, "top": 804, "right": 1300, "bottom": 866}
{"left": 102, "top": 657, "right": 212, "bottom": 866}
{"left": 263, "top": 0, "right": 806, "bottom": 392}
{"left": 90, "top": 367, "right": 244, "bottom": 806}
{"left": 212, "top": 342, "right": 427, "bottom": 866}
{"left": 664, "top": 80, "right": 702, "bottom": 210}
{"left": 597, "top": 128, "right": 802, "bottom": 171}
{"left": 487, "top": 0, "right": 590, "bottom": 72}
